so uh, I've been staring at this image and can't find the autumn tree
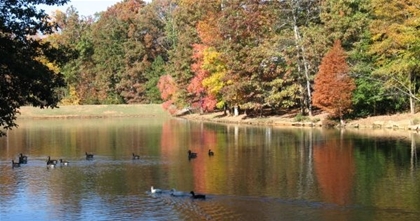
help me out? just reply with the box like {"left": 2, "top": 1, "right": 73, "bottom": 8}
{"left": 369, "top": 0, "right": 420, "bottom": 114}
{"left": 187, "top": 1, "right": 222, "bottom": 114}
{"left": 312, "top": 40, "right": 355, "bottom": 122}
{"left": 218, "top": 0, "right": 280, "bottom": 115}
{"left": 48, "top": 7, "right": 94, "bottom": 104}
{"left": 0, "top": 0, "right": 68, "bottom": 136}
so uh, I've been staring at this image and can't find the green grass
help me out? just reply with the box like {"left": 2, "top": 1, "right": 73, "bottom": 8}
{"left": 18, "top": 104, "right": 170, "bottom": 119}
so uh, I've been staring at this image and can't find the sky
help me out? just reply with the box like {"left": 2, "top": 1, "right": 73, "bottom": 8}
{"left": 39, "top": 0, "right": 144, "bottom": 17}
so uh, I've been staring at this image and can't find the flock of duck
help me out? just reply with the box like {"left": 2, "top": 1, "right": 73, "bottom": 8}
{"left": 188, "top": 149, "right": 214, "bottom": 159}
{"left": 148, "top": 149, "right": 215, "bottom": 199}
{"left": 11, "top": 149, "right": 214, "bottom": 199}
{"left": 150, "top": 186, "right": 206, "bottom": 199}
{"left": 11, "top": 152, "right": 94, "bottom": 168}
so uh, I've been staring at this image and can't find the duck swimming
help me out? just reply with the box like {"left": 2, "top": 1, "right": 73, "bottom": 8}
{"left": 190, "top": 191, "right": 206, "bottom": 199}
{"left": 132, "top": 153, "right": 140, "bottom": 160}
{"left": 208, "top": 149, "right": 214, "bottom": 156}
{"left": 188, "top": 150, "right": 197, "bottom": 159}
{"left": 151, "top": 186, "right": 162, "bottom": 194}
{"left": 170, "top": 188, "right": 186, "bottom": 197}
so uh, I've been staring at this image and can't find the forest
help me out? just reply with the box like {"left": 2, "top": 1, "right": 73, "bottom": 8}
{"left": 35, "top": 0, "right": 420, "bottom": 119}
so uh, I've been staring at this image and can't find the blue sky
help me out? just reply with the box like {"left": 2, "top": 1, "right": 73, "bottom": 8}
{"left": 39, "top": 0, "right": 147, "bottom": 17}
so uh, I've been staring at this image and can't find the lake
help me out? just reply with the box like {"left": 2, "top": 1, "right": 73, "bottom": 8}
{"left": 0, "top": 117, "right": 419, "bottom": 220}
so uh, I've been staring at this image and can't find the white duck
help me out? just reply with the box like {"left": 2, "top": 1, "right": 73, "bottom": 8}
{"left": 151, "top": 186, "right": 162, "bottom": 194}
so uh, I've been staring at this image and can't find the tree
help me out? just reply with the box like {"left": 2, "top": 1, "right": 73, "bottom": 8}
{"left": 0, "top": 0, "right": 68, "bottom": 136}
{"left": 312, "top": 40, "right": 355, "bottom": 122}
{"left": 47, "top": 7, "right": 95, "bottom": 104}
{"left": 144, "top": 56, "right": 165, "bottom": 103}
{"left": 369, "top": 0, "right": 420, "bottom": 114}
{"left": 218, "top": 0, "right": 280, "bottom": 115}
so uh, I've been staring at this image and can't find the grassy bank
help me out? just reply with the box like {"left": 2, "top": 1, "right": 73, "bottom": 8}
{"left": 17, "top": 104, "right": 420, "bottom": 132}
{"left": 18, "top": 104, "right": 170, "bottom": 119}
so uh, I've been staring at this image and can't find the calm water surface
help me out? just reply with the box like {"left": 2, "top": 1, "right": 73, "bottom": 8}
{"left": 0, "top": 117, "right": 419, "bottom": 220}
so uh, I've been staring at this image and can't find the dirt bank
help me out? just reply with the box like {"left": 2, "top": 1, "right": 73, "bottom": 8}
{"left": 180, "top": 110, "right": 420, "bottom": 131}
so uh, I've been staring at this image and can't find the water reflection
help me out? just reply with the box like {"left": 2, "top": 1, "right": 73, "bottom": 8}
{"left": 0, "top": 118, "right": 419, "bottom": 220}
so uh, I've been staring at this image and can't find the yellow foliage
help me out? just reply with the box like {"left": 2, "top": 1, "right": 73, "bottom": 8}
{"left": 60, "top": 86, "right": 81, "bottom": 105}
{"left": 201, "top": 47, "right": 227, "bottom": 98}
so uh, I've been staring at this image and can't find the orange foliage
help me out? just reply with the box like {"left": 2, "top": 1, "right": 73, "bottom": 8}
{"left": 312, "top": 40, "right": 355, "bottom": 119}
{"left": 158, "top": 74, "right": 177, "bottom": 101}
{"left": 196, "top": 12, "right": 221, "bottom": 46}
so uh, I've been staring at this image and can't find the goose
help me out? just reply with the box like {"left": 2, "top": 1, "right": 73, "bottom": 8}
{"left": 208, "top": 149, "right": 214, "bottom": 156}
{"left": 85, "top": 152, "right": 94, "bottom": 159}
{"left": 59, "top": 159, "right": 69, "bottom": 166}
{"left": 190, "top": 191, "right": 206, "bottom": 199}
{"left": 47, "top": 161, "right": 56, "bottom": 168}
{"left": 151, "top": 186, "right": 162, "bottom": 194}
{"left": 19, "top": 153, "right": 28, "bottom": 164}
{"left": 188, "top": 150, "right": 197, "bottom": 158}
{"left": 12, "top": 160, "right": 20, "bottom": 168}
{"left": 132, "top": 153, "right": 140, "bottom": 160}
{"left": 47, "top": 156, "right": 58, "bottom": 165}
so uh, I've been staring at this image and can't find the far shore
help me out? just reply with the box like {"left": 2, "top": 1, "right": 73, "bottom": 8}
{"left": 16, "top": 104, "right": 420, "bottom": 132}
{"left": 17, "top": 104, "right": 170, "bottom": 119}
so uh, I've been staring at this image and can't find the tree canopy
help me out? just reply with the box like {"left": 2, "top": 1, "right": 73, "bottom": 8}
{"left": 2, "top": 0, "right": 420, "bottom": 134}
{"left": 0, "top": 0, "right": 68, "bottom": 136}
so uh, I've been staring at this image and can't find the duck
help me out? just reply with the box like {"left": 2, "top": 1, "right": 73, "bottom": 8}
{"left": 151, "top": 186, "right": 162, "bottom": 194}
{"left": 47, "top": 156, "right": 58, "bottom": 165}
{"left": 85, "top": 152, "right": 94, "bottom": 159}
{"left": 59, "top": 159, "right": 69, "bottom": 166}
{"left": 208, "top": 149, "right": 214, "bottom": 156}
{"left": 19, "top": 153, "right": 28, "bottom": 164}
{"left": 12, "top": 160, "right": 21, "bottom": 168}
{"left": 132, "top": 153, "right": 140, "bottom": 160}
{"left": 188, "top": 150, "right": 197, "bottom": 159}
{"left": 170, "top": 188, "right": 186, "bottom": 197}
{"left": 190, "top": 191, "right": 206, "bottom": 199}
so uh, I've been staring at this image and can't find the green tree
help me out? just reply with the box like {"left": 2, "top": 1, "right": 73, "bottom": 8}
{"left": 313, "top": 40, "right": 356, "bottom": 122}
{"left": 369, "top": 0, "right": 420, "bottom": 114}
{"left": 0, "top": 0, "right": 68, "bottom": 136}
{"left": 144, "top": 56, "right": 165, "bottom": 103}
{"left": 47, "top": 7, "right": 95, "bottom": 104}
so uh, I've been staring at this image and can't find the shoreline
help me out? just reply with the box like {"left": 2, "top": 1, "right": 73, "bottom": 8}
{"left": 15, "top": 104, "right": 420, "bottom": 131}
{"left": 179, "top": 111, "right": 420, "bottom": 132}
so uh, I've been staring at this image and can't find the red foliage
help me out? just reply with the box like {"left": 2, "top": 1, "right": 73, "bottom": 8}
{"left": 188, "top": 44, "right": 217, "bottom": 111}
{"left": 312, "top": 40, "right": 355, "bottom": 119}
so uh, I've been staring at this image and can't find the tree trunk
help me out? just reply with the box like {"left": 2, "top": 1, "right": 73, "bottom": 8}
{"left": 291, "top": 7, "right": 312, "bottom": 116}
{"left": 410, "top": 95, "right": 415, "bottom": 114}
{"left": 234, "top": 105, "right": 239, "bottom": 116}
{"left": 410, "top": 72, "right": 416, "bottom": 114}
